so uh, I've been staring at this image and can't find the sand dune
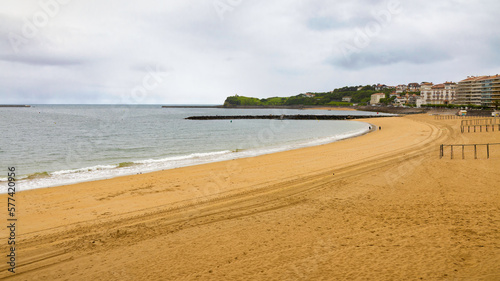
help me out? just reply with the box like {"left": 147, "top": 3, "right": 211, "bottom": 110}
{"left": 1, "top": 115, "right": 499, "bottom": 280}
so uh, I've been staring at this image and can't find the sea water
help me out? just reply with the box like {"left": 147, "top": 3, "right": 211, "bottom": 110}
{"left": 0, "top": 105, "right": 382, "bottom": 192}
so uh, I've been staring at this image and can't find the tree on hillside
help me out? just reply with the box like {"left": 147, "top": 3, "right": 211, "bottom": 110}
{"left": 380, "top": 96, "right": 396, "bottom": 105}
{"left": 224, "top": 96, "right": 241, "bottom": 106}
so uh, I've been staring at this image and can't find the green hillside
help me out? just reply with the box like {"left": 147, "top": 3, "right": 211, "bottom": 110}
{"left": 223, "top": 86, "right": 394, "bottom": 107}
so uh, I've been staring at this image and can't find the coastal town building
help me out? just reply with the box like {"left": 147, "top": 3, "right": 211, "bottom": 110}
{"left": 405, "top": 93, "right": 419, "bottom": 105}
{"left": 396, "top": 85, "right": 407, "bottom": 94}
{"left": 342, "top": 96, "right": 352, "bottom": 102}
{"left": 419, "top": 82, "right": 433, "bottom": 105}
{"left": 408, "top": 83, "right": 421, "bottom": 92}
{"left": 455, "top": 76, "right": 485, "bottom": 105}
{"left": 421, "top": 82, "right": 456, "bottom": 105}
{"left": 370, "top": 93, "right": 386, "bottom": 105}
{"left": 455, "top": 75, "right": 500, "bottom": 107}
{"left": 416, "top": 97, "right": 426, "bottom": 108}
{"left": 374, "top": 84, "right": 387, "bottom": 91}
{"left": 431, "top": 84, "right": 446, "bottom": 103}
{"left": 393, "top": 96, "right": 407, "bottom": 106}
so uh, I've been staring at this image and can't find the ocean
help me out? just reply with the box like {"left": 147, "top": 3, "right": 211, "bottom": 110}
{"left": 0, "top": 105, "right": 381, "bottom": 192}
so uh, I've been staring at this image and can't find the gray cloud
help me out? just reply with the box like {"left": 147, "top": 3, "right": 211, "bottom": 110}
{"left": 0, "top": 0, "right": 499, "bottom": 104}
{"left": 329, "top": 44, "right": 455, "bottom": 70}
{"left": 0, "top": 54, "right": 84, "bottom": 66}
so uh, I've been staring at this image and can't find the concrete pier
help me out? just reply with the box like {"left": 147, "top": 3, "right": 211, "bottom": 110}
{"left": 0, "top": 105, "right": 31, "bottom": 107}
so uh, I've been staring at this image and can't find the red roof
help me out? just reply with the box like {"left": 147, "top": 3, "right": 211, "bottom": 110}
{"left": 460, "top": 75, "right": 491, "bottom": 82}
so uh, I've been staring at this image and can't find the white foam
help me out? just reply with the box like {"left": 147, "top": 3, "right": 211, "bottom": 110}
{"left": 135, "top": 150, "right": 232, "bottom": 164}
{"left": 51, "top": 165, "right": 118, "bottom": 176}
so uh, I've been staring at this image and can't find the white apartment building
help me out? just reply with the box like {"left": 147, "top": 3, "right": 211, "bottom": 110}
{"left": 421, "top": 82, "right": 456, "bottom": 105}
{"left": 455, "top": 75, "right": 500, "bottom": 107}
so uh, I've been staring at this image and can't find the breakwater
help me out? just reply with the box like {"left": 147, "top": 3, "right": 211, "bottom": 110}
{"left": 162, "top": 105, "right": 223, "bottom": 109}
{"left": 186, "top": 115, "right": 393, "bottom": 120}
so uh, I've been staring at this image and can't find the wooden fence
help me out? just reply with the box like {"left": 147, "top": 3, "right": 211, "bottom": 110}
{"left": 460, "top": 118, "right": 500, "bottom": 133}
{"left": 440, "top": 143, "right": 500, "bottom": 159}
{"left": 434, "top": 115, "right": 488, "bottom": 120}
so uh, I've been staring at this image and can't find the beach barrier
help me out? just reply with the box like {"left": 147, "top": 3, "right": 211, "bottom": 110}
{"left": 440, "top": 143, "right": 500, "bottom": 159}
{"left": 460, "top": 118, "right": 500, "bottom": 133}
{"left": 434, "top": 115, "right": 486, "bottom": 120}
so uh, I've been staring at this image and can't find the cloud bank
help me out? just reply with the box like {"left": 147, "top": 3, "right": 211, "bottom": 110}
{"left": 1, "top": 0, "right": 499, "bottom": 104}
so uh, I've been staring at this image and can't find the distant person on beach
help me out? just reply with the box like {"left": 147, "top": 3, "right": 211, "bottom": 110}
{"left": 379, "top": 126, "right": 381, "bottom": 130}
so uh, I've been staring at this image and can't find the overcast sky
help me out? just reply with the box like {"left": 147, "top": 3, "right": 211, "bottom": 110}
{"left": 1, "top": 0, "right": 499, "bottom": 104}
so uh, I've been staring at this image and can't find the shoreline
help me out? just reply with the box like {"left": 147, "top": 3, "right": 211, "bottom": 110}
{"left": 2, "top": 114, "right": 499, "bottom": 280}
{"left": 7, "top": 120, "right": 373, "bottom": 193}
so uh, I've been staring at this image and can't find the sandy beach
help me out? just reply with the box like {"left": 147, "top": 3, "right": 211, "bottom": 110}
{"left": 1, "top": 114, "right": 499, "bottom": 280}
